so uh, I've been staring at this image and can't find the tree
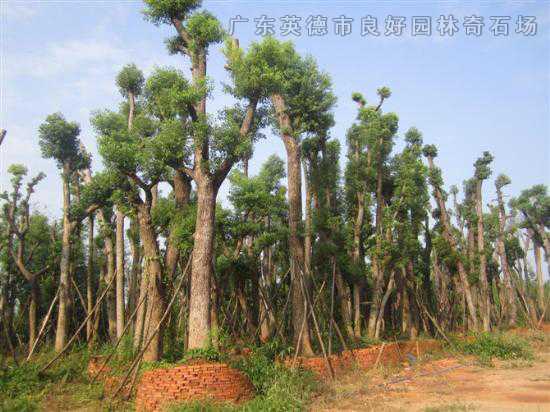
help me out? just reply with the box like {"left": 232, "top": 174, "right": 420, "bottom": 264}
{"left": 143, "top": 0, "right": 268, "bottom": 349}
{"left": 93, "top": 104, "right": 166, "bottom": 360}
{"left": 247, "top": 37, "right": 336, "bottom": 353}
{"left": 511, "top": 185, "right": 550, "bottom": 312}
{"left": 38, "top": 113, "right": 87, "bottom": 352}
{"left": 113, "top": 63, "right": 145, "bottom": 339}
{"left": 494, "top": 174, "right": 517, "bottom": 326}
{"left": 1, "top": 165, "right": 51, "bottom": 352}
{"left": 473, "top": 151, "right": 493, "bottom": 331}
{"left": 423, "top": 144, "right": 479, "bottom": 330}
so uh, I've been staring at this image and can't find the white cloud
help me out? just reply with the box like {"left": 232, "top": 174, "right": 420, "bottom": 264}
{"left": 8, "top": 39, "right": 129, "bottom": 78}
{"left": 1, "top": 2, "right": 37, "bottom": 22}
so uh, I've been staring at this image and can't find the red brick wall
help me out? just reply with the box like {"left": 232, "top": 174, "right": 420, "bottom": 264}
{"left": 286, "top": 340, "right": 442, "bottom": 378}
{"left": 135, "top": 362, "right": 255, "bottom": 412}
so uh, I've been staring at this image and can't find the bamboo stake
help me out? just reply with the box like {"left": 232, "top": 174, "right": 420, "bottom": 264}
{"left": 110, "top": 257, "right": 191, "bottom": 400}
{"left": 26, "top": 287, "right": 60, "bottom": 361}
{"left": 40, "top": 273, "right": 116, "bottom": 373}
{"left": 297, "top": 266, "right": 335, "bottom": 379}
{"left": 90, "top": 289, "right": 149, "bottom": 384}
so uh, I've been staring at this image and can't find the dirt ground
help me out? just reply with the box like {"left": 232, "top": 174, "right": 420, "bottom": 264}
{"left": 311, "top": 329, "right": 550, "bottom": 412}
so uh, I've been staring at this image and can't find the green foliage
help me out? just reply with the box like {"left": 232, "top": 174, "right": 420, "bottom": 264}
{"left": 38, "top": 113, "right": 81, "bottom": 169}
{"left": 142, "top": 0, "right": 201, "bottom": 25}
{"left": 228, "top": 342, "right": 316, "bottom": 412}
{"left": 457, "top": 333, "right": 533, "bottom": 364}
{"left": 473, "top": 151, "right": 493, "bottom": 181}
{"left": 422, "top": 144, "right": 438, "bottom": 159}
{"left": 510, "top": 184, "right": 549, "bottom": 234}
{"left": 182, "top": 346, "right": 225, "bottom": 363}
{"left": 495, "top": 173, "right": 511, "bottom": 190}
{"left": 116, "top": 63, "right": 145, "bottom": 97}
{"left": 185, "top": 11, "right": 225, "bottom": 52}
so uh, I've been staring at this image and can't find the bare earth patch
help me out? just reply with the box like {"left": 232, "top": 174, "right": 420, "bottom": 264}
{"left": 311, "top": 330, "right": 550, "bottom": 412}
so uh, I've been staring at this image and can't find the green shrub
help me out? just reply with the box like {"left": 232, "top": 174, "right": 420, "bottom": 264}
{"left": 458, "top": 332, "right": 533, "bottom": 363}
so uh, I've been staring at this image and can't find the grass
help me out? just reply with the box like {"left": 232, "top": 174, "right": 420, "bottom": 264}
{"left": 0, "top": 347, "right": 107, "bottom": 412}
{"left": 170, "top": 341, "right": 317, "bottom": 412}
{"left": 453, "top": 332, "right": 534, "bottom": 366}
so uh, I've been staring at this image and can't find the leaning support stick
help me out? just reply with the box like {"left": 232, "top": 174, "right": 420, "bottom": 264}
{"left": 90, "top": 289, "right": 149, "bottom": 384}
{"left": 26, "top": 287, "right": 60, "bottom": 361}
{"left": 40, "top": 273, "right": 116, "bottom": 373}
{"left": 110, "top": 257, "right": 192, "bottom": 400}
{"left": 297, "top": 266, "right": 335, "bottom": 379}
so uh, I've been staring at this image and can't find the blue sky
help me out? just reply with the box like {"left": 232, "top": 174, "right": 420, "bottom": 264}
{"left": 1, "top": 0, "right": 549, "bottom": 222}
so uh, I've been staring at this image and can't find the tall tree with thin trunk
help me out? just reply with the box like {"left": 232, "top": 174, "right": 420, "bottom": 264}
{"left": 473, "top": 151, "right": 493, "bottom": 331}
{"left": 495, "top": 174, "right": 517, "bottom": 326}
{"left": 114, "top": 63, "right": 145, "bottom": 338}
{"left": 423, "top": 144, "right": 479, "bottom": 330}
{"left": 38, "top": 113, "right": 86, "bottom": 352}
{"left": 248, "top": 37, "right": 336, "bottom": 353}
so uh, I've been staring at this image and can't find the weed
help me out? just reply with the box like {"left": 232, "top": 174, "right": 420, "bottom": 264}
{"left": 456, "top": 332, "right": 533, "bottom": 364}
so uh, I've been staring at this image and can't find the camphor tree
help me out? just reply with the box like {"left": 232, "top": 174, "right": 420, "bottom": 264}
{"left": 38, "top": 113, "right": 88, "bottom": 352}
{"left": 473, "top": 151, "right": 494, "bottom": 331}
{"left": 142, "top": 0, "right": 272, "bottom": 349}
{"left": 113, "top": 63, "right": 145, "bottom": 338}
{"left": 511, "top": 185, "right": 550, "bottom": 312}
{"left": 390, "top": 127, "right": 430, "bottom": 338}
{"left": 1, "top": 165, "right": 50, "bottom": 352}
{"left": 495, "top": 174, "right": 517, "bottom": 326}
{"left": 245, "top": 37, "right": 336, "bottom": 354}
{"left": 423, "top": 144, "right": 479, "bottom": 330}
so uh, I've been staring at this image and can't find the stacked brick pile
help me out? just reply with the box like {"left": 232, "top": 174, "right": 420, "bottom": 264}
{"left": 288, "top": 340, "right": 442, "bottom": 378}
{"left": 135, "top": 362, "right": 255, "bottom": 412}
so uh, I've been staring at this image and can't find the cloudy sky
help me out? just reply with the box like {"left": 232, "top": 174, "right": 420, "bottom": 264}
{"left": 0, "top": 0, "right": 549, "bottom": 220}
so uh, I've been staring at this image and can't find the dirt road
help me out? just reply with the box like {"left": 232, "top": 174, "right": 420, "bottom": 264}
{"left": 311, "top": 332, "right": 550, "bottom": 411}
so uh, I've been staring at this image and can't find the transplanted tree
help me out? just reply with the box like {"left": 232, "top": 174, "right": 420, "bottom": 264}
{"left": 243, "top": 37, "right": 336, "bottom": 354}
{"left": 1, "top": 165, "right": 51, "bottom": 352}
{"left": 494, "top": 174, "right": 517, "bottom": 326}
{"left": 350, "top": 88, "right": 398, "bottom": 339}
{"left": 38, "top": 113, "right": 88, "bottom": 352}
{"left": 510, "top": 185, "right": 550, "bottom": 311}
{"left": 391, "top": 127, "right": 430, "bottom": 338}
{"left": 114, "top": 63, "right": 145, "bottom": 338}
{"left": 93, "top": 103, "right": 168, "bottom": 360}
{"left": 473, "top": 151, "right": 494, "bottom": 331}
{"left": 423, "top": 144, "right": 479, "bottom": 330}
{"left": 143, "top": 0, "right": 270, "bottom": 349}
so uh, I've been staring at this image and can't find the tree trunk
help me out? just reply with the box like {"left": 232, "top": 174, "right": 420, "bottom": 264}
{"left": 367, "top": 148, "right": 385, "bottom": 338}
{"left": 138, "top": 204, "right": 166, "bottom": 361}
{"left": 496, "top": 187, "right": 517, "bottom": 326}
{"left": 115, "top": 209, "right": 125, "bottom": 339}
{"left": 55, "top": 164, "right": 72, "bottom": 352}
{"left": 475, "top": 181, "right": 491, "bottom": 331}
{"left": 352, "top": 191, "right": 365, "bottom": 338}
{"left": 104, "top": 235, "right": 117, "bottom": 342}
{"left": 334, "top": 267, "right": 354, "bottom": 338}
{"left": 165, "top": 171, "right": 191, "bottom": 281}
{"left": 534, "top": 244, "right": 544, "bottom": 312}
{"left": 426, "top": 156, "right": 478, "bottom": 330}
{"left": 86, "top": 216, "right": 95, "bottom": 343}
{"left": 187, "top": 179, "right": 216, "bottom": 349}
{"left": 29, "top": 277, "right": 39, "bottom": 351}
{"left": 272, "top": 93, "right": 314, "bottom": 356}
